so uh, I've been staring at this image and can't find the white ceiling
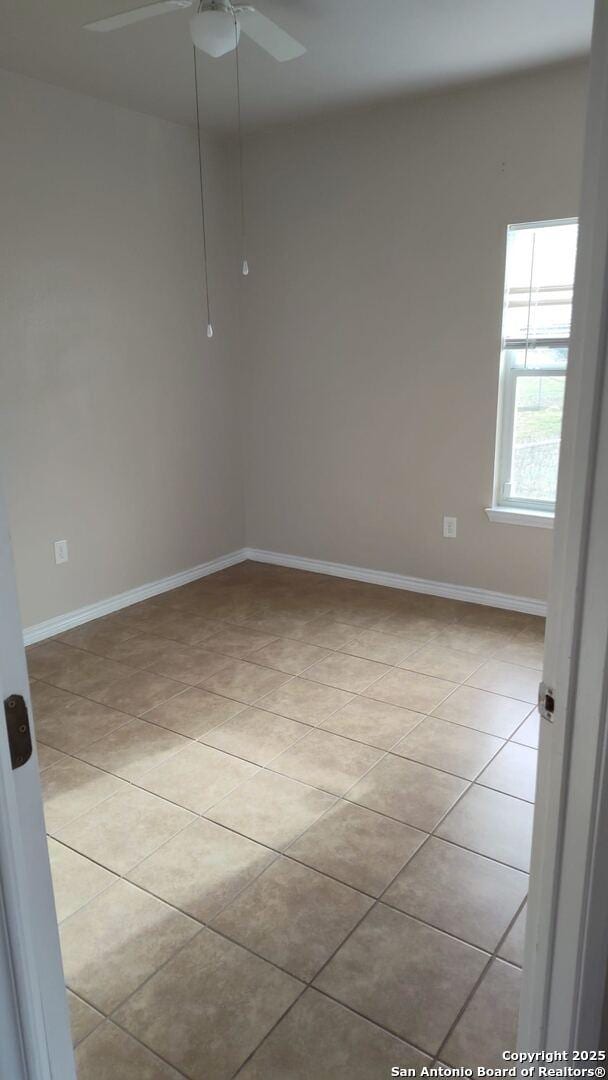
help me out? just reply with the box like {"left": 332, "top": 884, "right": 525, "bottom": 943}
{"left": 0, "top": 0, "right": 593, "bottom": 131}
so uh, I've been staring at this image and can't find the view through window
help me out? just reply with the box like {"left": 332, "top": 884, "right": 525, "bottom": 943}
{"left": 494, "top": 218, "right": 578, "bottom": 513}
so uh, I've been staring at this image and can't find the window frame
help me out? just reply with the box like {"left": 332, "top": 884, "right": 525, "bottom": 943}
{"left": 492, "top": 217, "right": 577, "bottom": 516}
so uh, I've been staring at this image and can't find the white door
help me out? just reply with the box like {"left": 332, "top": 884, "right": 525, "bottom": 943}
{"left": 519, "top": 0, "right": 608, "bottom": 1051}
{"left": 0, "top": 478, "right": 75, "bottom": 1079}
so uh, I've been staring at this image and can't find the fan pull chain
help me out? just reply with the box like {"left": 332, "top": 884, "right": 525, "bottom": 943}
{"left": 193, "top": 45, "right": 214, "bottom": 338}
{"left": 234, "top": 15, "right": 248, "bottom": 276}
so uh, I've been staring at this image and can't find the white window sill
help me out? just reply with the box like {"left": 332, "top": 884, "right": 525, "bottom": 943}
{"left": 485, "top": 506, "right": 554, "bottom": 529}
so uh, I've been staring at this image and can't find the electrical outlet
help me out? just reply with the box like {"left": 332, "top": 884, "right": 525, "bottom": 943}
{"left": 443, "top": 516, "right": 457, "bottom": 539}
{"left": 54, "top": 540, "right": 69, "bottom": 565}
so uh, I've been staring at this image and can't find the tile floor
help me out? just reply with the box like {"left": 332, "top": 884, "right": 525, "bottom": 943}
{"left": 29, "top": 561, "right": 543, "bottom": 1080}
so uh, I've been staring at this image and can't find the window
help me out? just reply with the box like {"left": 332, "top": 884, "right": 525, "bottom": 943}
{"left": 492, "top": 218, "right": 578, "bottom": 518}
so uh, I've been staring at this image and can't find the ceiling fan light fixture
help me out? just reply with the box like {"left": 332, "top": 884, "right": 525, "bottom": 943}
{"left": 190, "top": 8, "right": 239, "bottom": 57}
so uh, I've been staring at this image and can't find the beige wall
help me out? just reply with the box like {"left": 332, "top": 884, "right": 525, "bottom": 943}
{"left": 0, "top": 69, "right": 244, "bottom": 627}
{"left": 0, "top": 61, "right": 589, "bottom": 627}
{"left": 242, "top": 61, "right": 588, "bottom": 601}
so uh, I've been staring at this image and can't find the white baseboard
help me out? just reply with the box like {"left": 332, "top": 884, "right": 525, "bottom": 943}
{"left": 24, "top": 543, "right": 546, "bottom": 646}
{"left": 23, "top": 548, "right": 249, "bottom": 646}
{"left": 244, "top": 547, "right": 547, "bottom": 617}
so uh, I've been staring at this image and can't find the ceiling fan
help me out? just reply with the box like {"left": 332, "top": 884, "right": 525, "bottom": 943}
{"left": 84, "top": 0, "right": 307, "bottom": 62}
{"left": 84, "top": 0, "right": 305, "bottom": 339}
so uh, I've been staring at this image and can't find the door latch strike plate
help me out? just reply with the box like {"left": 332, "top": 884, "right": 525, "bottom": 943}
{"left": 538, "top": 680, "right": 555, "bottom": 723}
{"left": 4, "top": 694, "right": 33, "bottom": 770}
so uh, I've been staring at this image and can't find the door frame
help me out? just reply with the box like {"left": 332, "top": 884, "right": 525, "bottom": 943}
{"left": 0, "top": 479, "right": 75, "bottom": 1079}
{"left": 519, "top": 0, "right": 608, "bottom": 1050}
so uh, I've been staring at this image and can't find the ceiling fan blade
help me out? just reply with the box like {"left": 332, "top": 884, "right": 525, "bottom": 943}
{"left": 83, "top": 0, "right": 191, "bottom": 33}
{"left": 237, "top": 9, "right": 306, "bottom": 62}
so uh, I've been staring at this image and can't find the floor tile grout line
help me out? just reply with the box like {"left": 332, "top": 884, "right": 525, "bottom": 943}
{"left": 33, "top": 673, "right": 191, "bottom": 728}
{"left": 192, "top": 707, "right": 534, "bottom": 808}
{"left": 217, "top": 638, "right": 336, "bottom": 673}
{"left": 32, "top": 620, "right": 539, "bottom": 750}
{"left": 431, "top": 895, "right": 529, "bottom": 1067}
{"left": 378, "top": 889, "right": 527, "bottom": 950}
{"left": 118, "top": 767, "right": 335, "bottom": 925}
{"left": 249, "top": 743, "right": 538, "bottom": 814}
{"left": 53, "top": 778, "right": 222, "bottom": 923}
{"left": 45, "top": 777, "right": 144, "bottom": 837}
{"left": 104, "top": 921, "right": 309, "bottom": 1049}
{"left": 39, "top": 687, "right": 315, "bottom": 817}
{"left": 269, "top": 749, "right": 531, "bottom": 1061}
{"left": 51, "top": 847, "right": 127, "bottom": 925}
{"left": 509, "top": 705, "right": 541, "bottom": 745}
{"left": 36, "top": 578, "right": 538, "bottom": 646}
{"left": 36, "top": 662, "right": 536, "bottom": 781}
{"left": 59, "top": 727, "right": 524, "bottom": 1059}
{"left": 338, "top": 635, "right": 440, "bottom": 667}
{"left": 366, "top": 675, "right": 461, "bottom": 709}
{"left": 228, "top": 805, "right": 529, "bottom": 1080}
{"left": 209, "top": 692, "right": 536, "bottom": 750}
{"left": 33, "top": 644, "right": 233, "bottom": 704}
{"left": 47, "top": 716, "right": 533, "bottom": 895}
{"left": 295, "top": 726, "right": 529, "bottom": 996}
{"left": 333, "top": 630, "right": 539, "bottom": 669}
{"left": 45, "top": 675, "right": 289, "bottom": 831}
{"left": 425, "top": 676, "right": 537, "bottom": 715}
{"left": 228, "top": 987, "right": 311, "bottom": 1079}
{"left": 201, "top": 716, "right": 313, "bottom": 759}
{"left": 45, "top": 631, "right": 322, "bottom": 692}
{"left": 317, "top": 695, "right": 536, "bottom": 750}
{"left": 31, "top": 677, "right": 189, "bottom": 731}
{"left": 116, "top": 972, "right": 307, "bottom": 1080}
{"left": 393, "top": 717, "right": 536, "bottom": 796}
{"left": 348, "top": 732, "right": 499, "bottom": 788}
{"left": 44, "top": 693, "right": 533, "bottom": 890}
{"left": 371, "top": 726, "right": 527, "bottom": 878}
{"left": 75, "top": 1025, "right": 192, "bottom": 1079}
{"left": 55, "top": 744, "right": 530, "bottom": 920}
{"left": 36, "top": 680, "right": 537, "bottom": 773}
{"left": 195, "top": 700, "right": 349, "bottom": 770}
{"left": 74, "top": 875, "right": 520, "bottom": 1080}
{"left": 303, "top": 779, "right": 499, "bottom": 1056}
{"left": 33, "top": 614, "right": 540, "bottom": 706}
{"left": 37, "top": 572, "right": 541, "bottom": 1072}
{"left": 429, "top": 698, "right": 537, "bottom": 734}
{"left": 311, "top": 984, "right": 438, "bottom": 1063}
{"left": 54, "top": 807, "right": 205, "bottom": 921}
{"left": 64, "top": 721, "right": 196, "bottom": 778}
{"left": 291, "top": 770, "right": 483, "bottom": 1013}
{"left": 280, "top": 807, "right": 529, "bottom": 912}
{"left": 227, "top": 829, "right": 494, "bottom": 1080}
{"left": 46, "top": 725, "right": 337, "bottom": 851}
{"left": 66, "top": 987, "right": 105, "bottom": 1040}
{"left": 298, "top": 662, "right": 399, "bottom": 696}
{"left": 43, "top": 740, "right": 214, "bottom": 835}
{"left": 39, "top": 711, "right": 145, "bottom": 758}
{"left": 201, "top": 596, "right": 539, "bottom": 652}
{"left": 78, "top": 1017, "right": 193, "bottom": 1079}
{"left": 56, "top": 694, "right": 407, "bottom": 931}
{"left": 97, "top": 872, "right": 453, "bottom": 1069}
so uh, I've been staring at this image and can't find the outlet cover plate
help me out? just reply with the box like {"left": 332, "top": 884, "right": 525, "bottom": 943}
{"left": 54, "top": 540, "right": 69, "bottom": 565}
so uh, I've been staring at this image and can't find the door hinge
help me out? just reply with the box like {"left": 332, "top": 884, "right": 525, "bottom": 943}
{"left": 538, "top": 680, "right": 555, "bottom": 723}
{"left": 4, "top": 694, "right": 33, "bottom": 769}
